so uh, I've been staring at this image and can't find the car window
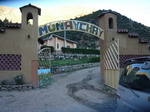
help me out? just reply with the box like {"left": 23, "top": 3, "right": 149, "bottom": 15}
{"left": 119, "top": 62, "right": 150, "bottom": 93}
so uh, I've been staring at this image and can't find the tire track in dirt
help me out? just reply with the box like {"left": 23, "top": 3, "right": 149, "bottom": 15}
{"left": 66, "top": 69, "right": 117, "bottom": 112}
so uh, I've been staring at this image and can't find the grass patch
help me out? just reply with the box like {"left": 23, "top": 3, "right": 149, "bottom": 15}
{"left": 51, "top": 57, "right": 100, "bottom": 67}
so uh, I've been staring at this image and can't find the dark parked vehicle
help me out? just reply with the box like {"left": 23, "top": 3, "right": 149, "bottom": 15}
{"left": 116, "top": 57, "right": 150, "bottom": 112}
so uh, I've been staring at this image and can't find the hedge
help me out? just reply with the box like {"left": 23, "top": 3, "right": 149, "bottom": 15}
{"left": 61, "top": 47, "right": 100, "bottom": 55}
{"left": 50, "top": 56, "right": 100, "bottom": 67}
{"left": 41, "top": 45, "right": 55, "bottom": 53}
{"left": 89, "top": 57, "right": 100, "bottom": 62}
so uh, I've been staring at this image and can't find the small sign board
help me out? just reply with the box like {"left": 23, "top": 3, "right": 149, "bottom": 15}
{"left": 38, "top": 69, "right": 51, "bottom": 87}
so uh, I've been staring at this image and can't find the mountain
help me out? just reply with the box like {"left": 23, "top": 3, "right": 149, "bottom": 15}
{"left": 53, "top": 10, "right": 150, "bottom": 48}
{"left": 0, "top": 6, "right": 21, "bottom": 23}
{"left": 0, "top": 5, "right": 97, "bottom": 25}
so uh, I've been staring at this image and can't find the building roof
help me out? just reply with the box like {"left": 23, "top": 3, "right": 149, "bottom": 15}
{"left": 139, "top": 37, "right": 150, "bottom": 43}
{"left": 128, "top": 33, "right": 139, "bottom": 37}
{"left": 20, "top": 4, "right": 41, "bottom": 15}
{"left": 5, "top": 23, "right": 21, "bottom": 28}
{"left": 117, "top": 29, "right": 128, "bottom": 33}
{"left": 98, "top": 10, "right": 117, "bottom": 18}
{"left": 44, "top": 34, "right": 77, "bottom": 44}
{"left": 0, "top": 23, "right": 21, "bottom": 33}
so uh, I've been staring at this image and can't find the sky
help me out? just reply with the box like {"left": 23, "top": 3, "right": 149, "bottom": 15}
{"left": 0, "top": 0, "right": 150, "bottom": 26}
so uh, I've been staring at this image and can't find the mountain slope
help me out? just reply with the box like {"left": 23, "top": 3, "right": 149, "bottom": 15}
{"left": 75, "top": 9, "right": 150, "bottom": 38}
{"left": 63, "top": 10, "right": 150, "bottom": 48}
{"left": 38, "top": 9, "right": 150, "bottom": 48}
{"left": 0, "top": 6, "right": 21, "bottom": 23}
{"left": 0, "top": 5, "right": 97, "bottom": 25}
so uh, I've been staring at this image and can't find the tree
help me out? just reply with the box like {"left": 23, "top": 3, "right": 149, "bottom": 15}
{"left": 3, "top": 18, "right": 9, "bottom": 23}
{"left": 0, "top": 19, "right": 4, "bottom": 27}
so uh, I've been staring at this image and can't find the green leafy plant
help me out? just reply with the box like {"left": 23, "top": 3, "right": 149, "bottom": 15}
{"left": 41, "top": 45, "right": 55, "bottom": 53}
{"left": 89, "top": 57, "right": 100, "bottom": 63}
{"left": 50, "top": 57, "right": 100, "bottom": 67}
{"left": 61, "top": 47, "right": 100, "bottom": 55}
{"left": 1, "top": 80, "right": 8, "bottom": 85}
{"left": 14, "top": 74, "right": 24, "bottom": 85}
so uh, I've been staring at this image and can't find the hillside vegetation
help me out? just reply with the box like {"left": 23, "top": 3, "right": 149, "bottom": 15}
{"left": 53, "top": 10, "right": 150, "bottom": 48}
{"left": 1, "top": 9, "right": 150, "bottom": 49}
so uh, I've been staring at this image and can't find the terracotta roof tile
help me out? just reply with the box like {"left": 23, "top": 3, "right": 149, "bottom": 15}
{"left": 128, "top": 33, "right": 139, "bottom": 37}
{"left": 20, "top": 4, "right": 41, "bottom": 15}
{"left": 117, "top": 29, "right": 128, "bottom": 33}
{"left": 139, "top": 38, "right": 150, "bottom": 43}
{"left": 0, "top": 23, "right": 21, "bottom": 33}
{"left": 5, "top": 23, "right": 21, "bottom": 28}
{"left": 98, "top": 10, "right": 116, "bottom": 18}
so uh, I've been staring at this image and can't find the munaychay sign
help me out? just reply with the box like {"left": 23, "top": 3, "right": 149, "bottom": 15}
{"left": 38, "top": 20, "right": 104, "bottom": 40}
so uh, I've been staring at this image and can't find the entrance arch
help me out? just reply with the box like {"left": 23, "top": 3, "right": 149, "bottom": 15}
{"left": 38, "top": 20, "right": 108, "bottom": 87}
{"left": 38, "top": 20, "right": 104, "bottom": 40}
{"left": 36, "top": 10, "right": 122, "bottom": 90}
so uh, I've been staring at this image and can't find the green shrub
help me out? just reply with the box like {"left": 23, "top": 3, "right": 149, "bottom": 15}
{"left": 41, "top": 45, "right": 55, "bottom": 53}
{"left": 1, "top": 80, "right": 8, "bottom": 85}
{"left": 14, "top": 74, "right": 24, "bottom": 85}
{"left": 51, "top": 56, "right": 100, "bottom": 67}
{"left": 61, "top": 47, "right": 100, "bottom": 55}
{"left": 89, "top": 57, "right": 100, "bottom": 63}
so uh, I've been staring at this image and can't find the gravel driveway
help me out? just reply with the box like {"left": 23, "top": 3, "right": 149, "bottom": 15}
{"left": 0, "top": 67, "right": 117, "bottom": 112}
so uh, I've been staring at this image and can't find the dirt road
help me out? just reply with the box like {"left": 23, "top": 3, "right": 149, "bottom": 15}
{"left": 0, "top": 67, "right": 117, "bottom": 112}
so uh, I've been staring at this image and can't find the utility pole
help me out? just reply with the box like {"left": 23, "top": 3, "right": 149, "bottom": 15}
{"left": 64, "top": 29, "right": 67, "bottom": 47}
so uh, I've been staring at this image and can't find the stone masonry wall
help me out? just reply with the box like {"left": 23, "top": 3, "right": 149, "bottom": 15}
{"left": 51, "top": 53, "right": 100, "bottom": 60}
{"left": 51, "top": 62, "right": 100, "bottom": 74}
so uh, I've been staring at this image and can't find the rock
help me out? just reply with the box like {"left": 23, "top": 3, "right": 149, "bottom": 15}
{"left": 1, "top": 87, "right": 7, "bottom": 90}
{"left": 23, "top": 84, "right": 26, "bottom": 87}
{"left": 12, "top": 85, "right": 16, "bottom": 89}
{"left": 2, "top": 85, "right": 6, "bottom": 88}
{"left": 23, "top": 87, "right": 28, "bottom": 90}
{"left": 8, "top": 88, "right": 13, "bottom": 91}
{"left": 15, "top": 85, "right": 19, "bottom": 88}
{"left": 28, "top": 87, "right": 32, "bottom": 89}
{"left": 19, "top": 85, "right": 23, "bottom": 88}
{"left": 28, "top": 84, "right": 32, "bottom": 87}
{"left": 6, "top": 85, "right": 10, "bottom": 88}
